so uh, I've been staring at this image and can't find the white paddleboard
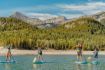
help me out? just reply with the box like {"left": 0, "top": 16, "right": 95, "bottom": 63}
{"left": 75, "top": 61, "right": 87, "bottom": 64}
{"left": 33, "top": 57, "right": 44, "bottom": 64}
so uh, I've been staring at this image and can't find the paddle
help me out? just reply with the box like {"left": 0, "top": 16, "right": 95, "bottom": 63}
{"left": 11, "top": 54, "right": 16, "bottom": 62}
{"left": 33, "top": 57, "right": 37, "bottom": 63}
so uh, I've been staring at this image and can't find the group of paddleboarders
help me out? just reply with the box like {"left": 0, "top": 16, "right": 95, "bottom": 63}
{"left": 4, "top": 45, "right": 43, "bottom": 62}
{"left": 4, "top": 41, "right": 99, "bottom": 63}
{"left": 35, "top": 41, "right": 99, "bottom": 63}
{"left": 76, "top": 41, "right": 99, "bottom": 62}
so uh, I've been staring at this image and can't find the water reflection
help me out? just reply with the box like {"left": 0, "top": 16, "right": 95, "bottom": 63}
{"left": 33, "top": 64, "right": 42, "bottom": 70}
{"left": 87, "top": 64, "right": 93, "bottom": 70}
{"left": 76, "top": 63, "right": 99, "bottom": 70}
{"left": 5, "top": 64, "right": 11, "bottom": 70}
{"left": 93, "top": 65, "right": 98, "bottom": 70}
{"left": 76, "top": 64, "right": 82, "bottom": 70}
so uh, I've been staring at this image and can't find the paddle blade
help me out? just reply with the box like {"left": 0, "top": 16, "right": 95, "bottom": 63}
{"left": 33, "top": 57, "right": 37, "bottom": 63}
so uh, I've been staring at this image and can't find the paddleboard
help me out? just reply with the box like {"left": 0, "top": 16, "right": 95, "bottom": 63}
{"left": 33, "top": 61, "right": 45, "bottom": 64}
{"left": 91, "top": 61, "right": 99, "bottom": 65}
{"left": 33, "top": 57, "right": 44, "bottom": 64}
{"left": 75, "top": 61, "right": 99, "bottom": 65}
{"left": 75, "top": 61, "right": 88, "bottom": 64}
{"left": 0, "top": 60, "right": 16, "bottom": 63}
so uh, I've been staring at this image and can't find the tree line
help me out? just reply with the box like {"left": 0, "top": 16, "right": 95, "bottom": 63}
{"left": 0, "top": 17, "right": 105, "bottom": 50}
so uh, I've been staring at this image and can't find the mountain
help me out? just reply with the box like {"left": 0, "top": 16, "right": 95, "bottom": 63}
{"left": 10, "top": 12, "right": 43, "bottom": 25}
{"left": 0, "top": 17, "right": 34, "bottom": 31}
{"left": 27, "top": 18, "right": 43, "bottom": 25}
{"left": 10, "top": 11, "right": 105, "bottom": 29}
{"left": 44, "top": 16, "right": 67, "bottom": 25}
{"left": 91, "top": 12, "right": 105, "bottom": 20}
{"left": 10, "top": 12, "right": 67, "bottom": 27}
{"left": 10, "top": 12, "right": 29, "bottom": 20}
{"left": 61, "top": 17, "right": 105, "bottom": 34}
{"left": 89, "top": 12, "right": 105, "bottom": 26}
{"left": 0, "top": 15, "right": 105, "bottom": 50}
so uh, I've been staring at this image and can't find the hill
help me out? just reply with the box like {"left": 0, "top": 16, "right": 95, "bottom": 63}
{"left": 62, "top": 17, "right": 105, "bottom": 34}
{"left": 89, "top": 11, "right": 105, "bottom": 26}
{"left": 0, "top": 17, "right": 35, "bottom": 31}
{"left": 0, "top": 16, "right": 105, "bottom": 50}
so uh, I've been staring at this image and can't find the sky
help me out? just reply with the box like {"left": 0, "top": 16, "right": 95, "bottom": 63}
{"left": 0, "top": 0, "right": 105, "bottom": 20}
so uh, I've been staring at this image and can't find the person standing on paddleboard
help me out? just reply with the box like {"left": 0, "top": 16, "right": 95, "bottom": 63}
{"left": 76, "top": 42, "right": 83, "bottom": 61}
{"left": 37, "top": 47, "right": 43, "bottom": 61}
{"left": 93, "top": 47, "right": 99, "bottom": 60}
{"left": 6, "top": 46, "right": 12, "bottom": 61}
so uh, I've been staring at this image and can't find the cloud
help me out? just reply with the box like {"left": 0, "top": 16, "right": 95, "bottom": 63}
{"left": 57, "top": 2, "right": 105, "bottom": 10}
{"left": 57, "top": 2, "right": 105, "bottom": 15}
{"left": 26, "top": 13, "right": 58, "bottom": 20}
{"left": 0, "top": 5, "right": 53, "bottom": 15}
{"left": 58, "top": 13, "right": 83, "bottom": 19}
{"left": 88, "top": 0, "right": 101, "bottom": 2}
{"left": 0, "top": 7, "right": 35, "bottom": 16}
{"left": 1, "top": 1, "right": 105, "bottom": 19}
{"left": 0, "top": 5, "right": 58, "bottom": 17}
{"left": 0, "top": 5, "right": 59, "bottom": 20}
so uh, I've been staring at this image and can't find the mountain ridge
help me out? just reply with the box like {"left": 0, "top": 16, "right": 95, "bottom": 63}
{"left": 10, "top": 12, "right": 67, "bottom": 26}
{"left": 6, "top": 11, "right": 105, "bottom": 29}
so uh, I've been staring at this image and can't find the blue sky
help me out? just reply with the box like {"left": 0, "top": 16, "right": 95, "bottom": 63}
{"left": 0, "top": 0, "right": 105, "bottom": 20}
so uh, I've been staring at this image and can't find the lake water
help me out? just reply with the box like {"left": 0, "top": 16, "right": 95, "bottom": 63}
{"left": 0, "top": 55, "right": 105, "bottom": 70}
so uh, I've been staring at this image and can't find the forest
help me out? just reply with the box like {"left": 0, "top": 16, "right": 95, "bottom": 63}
{"left": 0, "top": 17, "right": 105, "bottom": 50}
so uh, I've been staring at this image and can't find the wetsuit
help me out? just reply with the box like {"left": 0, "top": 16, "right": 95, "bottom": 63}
{"left": 94, "top": 49, "right": 98, "bottom": 58}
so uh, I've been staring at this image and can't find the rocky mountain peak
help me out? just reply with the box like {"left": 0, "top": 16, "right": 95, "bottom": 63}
{"left": 10, "top": 12, "right": 28, "bottom": 20}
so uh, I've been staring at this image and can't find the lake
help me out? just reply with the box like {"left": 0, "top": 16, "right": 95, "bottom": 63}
{"left": 0, "top": 55, "right": 104, "bottom": 70}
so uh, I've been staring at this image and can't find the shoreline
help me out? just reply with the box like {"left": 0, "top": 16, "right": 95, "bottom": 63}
{"left": 0, "top": 48, "right": 105, "bottom": 56}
